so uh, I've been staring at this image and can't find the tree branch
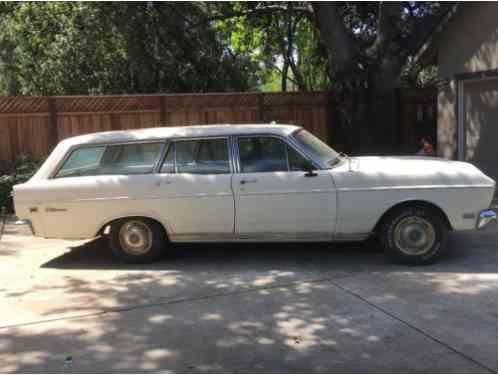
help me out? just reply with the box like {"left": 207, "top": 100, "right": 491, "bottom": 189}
{"left": 311, "top": 2, "right": 358, "bottom": 79}
{"left": 189, "top": 4, "right": 312, "bottom": 29}
{"left": 286, "top": 13, "right": 307, "bottom": 90}
{"left": 366, "top": 2, "right": 402, "bottom": 59}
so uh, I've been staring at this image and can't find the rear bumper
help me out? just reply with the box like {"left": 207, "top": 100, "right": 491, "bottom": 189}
{"left": 477, "top": 209, "right": 497, "bottom": 229}
{"left": 13, "top": 219, "right": 35, "bottom": 235}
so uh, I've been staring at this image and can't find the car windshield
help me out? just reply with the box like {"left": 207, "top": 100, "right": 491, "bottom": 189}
{"left": 292, "top": 129, "right": 341, "bottom": 168}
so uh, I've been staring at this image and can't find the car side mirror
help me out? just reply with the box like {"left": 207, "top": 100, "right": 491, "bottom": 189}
{"left": 303, "top": 160, "right": 318, "bottom": 177}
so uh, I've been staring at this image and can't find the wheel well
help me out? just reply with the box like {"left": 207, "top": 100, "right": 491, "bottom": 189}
{"left": 97, "top": 216, "right": 169, "bottom": 239}
{"left": 373, "top": 200, "right": 453, "bottom": 234}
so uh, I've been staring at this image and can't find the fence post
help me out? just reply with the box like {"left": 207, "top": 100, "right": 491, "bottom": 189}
{"left": 395, "top": 87, "right": 402, "bottom": 153}
{"left": 159, "top": 95, "right": 167, "bottom": 125}
{"left": 258, "top": 93, "right": 265, "bottom": 123}
{"left": 47, "top": 97, "right": 59, "bottom": 151}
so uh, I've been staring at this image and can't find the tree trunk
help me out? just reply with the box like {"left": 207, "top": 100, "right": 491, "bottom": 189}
{"left": 312, "top": 3, "right": 403, "bottom": 155}
{"left": 281, "top": 61, "right": 289, "bottom": 92}
{"left": 338, "top": 84, "right": 400, "bottom": 155}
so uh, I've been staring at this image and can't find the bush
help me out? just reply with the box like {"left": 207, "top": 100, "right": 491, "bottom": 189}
{"left": 0, "top": 155, "right": 44, "bottom": 213}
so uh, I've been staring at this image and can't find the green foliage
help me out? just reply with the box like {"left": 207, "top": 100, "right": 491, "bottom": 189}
{"left": 0, "top": 2, "right": 262, "bottom": 95}
{"left": 0, "top": 2, "right": 450, "bottom": 96}
{"left": 212, "top": 2, "right": 330, "bottom": 92}
{"left": 0, "top": 155, "right": 44, "bottom": 213}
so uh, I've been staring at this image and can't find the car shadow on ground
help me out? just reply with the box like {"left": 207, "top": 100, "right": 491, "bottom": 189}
{"left": 39, "top": 232, "right": 492, "bottom": 274}
{"left": 40, "top": 236, "right": 380, "bottom": 269}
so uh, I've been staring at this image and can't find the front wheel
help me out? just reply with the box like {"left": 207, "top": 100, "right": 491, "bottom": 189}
{"left": 378, "top": 205, "right": 449, "bottom": 265}
{"left": 109, "top": 218, "right": 166, "bottom": 263}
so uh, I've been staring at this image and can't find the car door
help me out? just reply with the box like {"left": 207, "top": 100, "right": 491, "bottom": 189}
{"left": 232, "top": 135, "right": 336, "bottom": 239}
{"left": 154, "top": 137, "right": 235, "bottom": 238}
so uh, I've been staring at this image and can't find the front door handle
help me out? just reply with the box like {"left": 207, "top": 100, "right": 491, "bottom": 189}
{"left": 240, "top": 178, "right": 258, "bottom": 185}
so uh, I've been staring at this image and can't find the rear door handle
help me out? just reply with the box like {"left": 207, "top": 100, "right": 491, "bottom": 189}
{"left": 45, "top": 207, "right": 67, "bottom": 212}
{"left": 155, "top": 180, "right": 173, "bottom": 187}
{"left": 240, "top": 178, "right": 258, "bottom": 185}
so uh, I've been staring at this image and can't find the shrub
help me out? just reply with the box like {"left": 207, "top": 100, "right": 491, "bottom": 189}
{"left": 0, "top": 155, "right": 44, "bottom": 213}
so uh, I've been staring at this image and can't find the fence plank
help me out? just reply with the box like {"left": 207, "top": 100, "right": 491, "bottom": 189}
{"left": 47, "top": 98, "right": 58, "bottom": 151}
{"left": 0, "top": 92, "right": 334, "bottom": 166}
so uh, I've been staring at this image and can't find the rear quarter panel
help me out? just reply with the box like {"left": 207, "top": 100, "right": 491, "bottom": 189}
{"left": 14, "top": 175, "right": 172, "bottom": 239}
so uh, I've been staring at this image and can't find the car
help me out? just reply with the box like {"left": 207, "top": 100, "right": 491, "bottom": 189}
{"left": 13, "top": 124, "right": 497, "bottom": 265}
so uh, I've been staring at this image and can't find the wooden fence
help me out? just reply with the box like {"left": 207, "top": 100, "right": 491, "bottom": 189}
{"left": 0, "top": 92, "right": 331, "bottom": 166}
{"left": 0, "top": 89, "right": 437, "bottom": 168}
{"left": 398, "top": 87, "right": 438, "bottom": 153}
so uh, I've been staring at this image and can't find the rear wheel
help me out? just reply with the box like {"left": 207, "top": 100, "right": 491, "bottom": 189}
{"left": 379, "top": 205, "right": 449, "bottom": 265}
{"left": 109, "top": 218, "right": 166, "bottom": 263}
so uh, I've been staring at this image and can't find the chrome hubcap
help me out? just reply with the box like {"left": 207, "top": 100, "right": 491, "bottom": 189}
{"left": 394, "top": 216, "right": 435, "bottom": 256}
{"left": 119, "top": 221, "right": 153, "bottom": 256}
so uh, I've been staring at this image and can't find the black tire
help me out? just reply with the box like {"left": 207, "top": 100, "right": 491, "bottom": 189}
{"left": 378, "top": 205, "right": 449, "bottom": 265}
{"left": 109, "top": 217, "right": 166, "bottom": 264}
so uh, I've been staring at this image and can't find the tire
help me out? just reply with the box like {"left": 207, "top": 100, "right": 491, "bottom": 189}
{"left": 109, "top": 217, "right": 166, "bottom": 264}
{"left": 378, "top": 205, "right": 449, "bottom": 265}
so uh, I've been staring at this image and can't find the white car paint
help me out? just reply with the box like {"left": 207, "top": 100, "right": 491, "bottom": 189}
{"left": 332, "top": 156, "right": 495, "bottom": 235}
{"left": 232, "top": 170, "right": 336, "bottom": 238}
{"left": 13, "top": 124, "right": 496, "bottom": 242}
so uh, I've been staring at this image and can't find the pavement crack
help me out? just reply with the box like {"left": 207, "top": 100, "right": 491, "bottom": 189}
{"left": 1, "top": 275, "right": 347, "bottom": 330}
{"left": 327, "top": 278, "right": 497, "bottom": 374}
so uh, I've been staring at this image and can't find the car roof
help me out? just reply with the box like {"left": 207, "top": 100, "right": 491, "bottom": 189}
{"left": 60, "top": 124, "right": 302, "bottom": 147}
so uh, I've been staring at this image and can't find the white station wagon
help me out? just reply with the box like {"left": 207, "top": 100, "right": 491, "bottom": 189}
{"left": 13, "top": 124, "right": 496, "bottom": 265}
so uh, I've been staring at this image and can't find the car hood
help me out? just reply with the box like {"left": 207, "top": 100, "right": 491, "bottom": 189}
{"left": 332, "top": 156, "right": 496, "bottom": 189}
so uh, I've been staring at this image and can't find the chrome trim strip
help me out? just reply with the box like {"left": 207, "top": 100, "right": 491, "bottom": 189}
{"left": 73, "top": 196, "right": 131, "bottom": 202}
{"left": 169, "top": 231, "right": 369, "bottom": 242}
{"left": 337, "top": 184, "right": 494, "bottom": 192}
{"left": 228, "top": 135, "right": 237, "bottom": 174}
{"left": 231, "top": 134, "right": 241, "bottom": 173}
{"left": 170, "top": 232, "right": 333, "bottom": 242}
{"left": 24, "top": 192, "right": 234, "bottom": 205}
{"left": 477, "top": 209, "right": 497, "bottom": 229}
{"left": 76, "top": 193, "right": 232, "bottom": 202}
{"left": 235, "top": 189, "right": 336, "bottom": 196}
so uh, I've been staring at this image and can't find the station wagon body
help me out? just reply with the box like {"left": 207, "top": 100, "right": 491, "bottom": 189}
{"left": 13, "top": 124, "right": 497, "bottom": 264}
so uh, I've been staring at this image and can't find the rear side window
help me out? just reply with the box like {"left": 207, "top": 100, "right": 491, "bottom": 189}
{"left": 55, "top": 146, "right": 106, "bottom": 177}
{"left": 159, "top": 138, "right": 230, "bottom": 174}
{"left": 99, "top": 143, "right": 162, "bottom": 175}
{"left": 55, "top": 143, "right": 163, "bottom": 177}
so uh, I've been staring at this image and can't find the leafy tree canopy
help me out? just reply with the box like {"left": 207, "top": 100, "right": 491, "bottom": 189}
{"left": 0, "top": 2, "right": 262, "bottom": 95}
{"left": 0, "top": 2, "right": 448, "bottom": 96}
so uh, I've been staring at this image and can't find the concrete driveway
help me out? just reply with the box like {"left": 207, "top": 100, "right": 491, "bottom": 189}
{"left": 1, "top": 220, "right": 498, "bottom": 373}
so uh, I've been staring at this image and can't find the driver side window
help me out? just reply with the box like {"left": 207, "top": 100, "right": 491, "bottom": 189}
{"left": 287, "top": 145, "right": 310, "bottom": 171}
{"left": 238, "top": 136, "right": 310, "bottom": 173}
